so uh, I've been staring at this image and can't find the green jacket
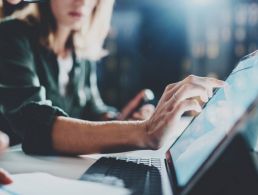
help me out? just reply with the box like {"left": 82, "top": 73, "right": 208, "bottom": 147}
{"left": 0, "top": 19, "right": 116, "bottom": 154}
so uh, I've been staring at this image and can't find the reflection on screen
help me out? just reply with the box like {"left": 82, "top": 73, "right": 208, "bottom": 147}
{"left": 170, "top": 54, "right": 258, "bottom": 187}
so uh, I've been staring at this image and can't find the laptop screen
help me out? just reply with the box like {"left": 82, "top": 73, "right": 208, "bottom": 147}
{"left": 168, "top": 51, "right": 258, "bottom": 187}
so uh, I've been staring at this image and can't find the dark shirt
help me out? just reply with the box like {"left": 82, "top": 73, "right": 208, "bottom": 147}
{"left": 0, "top": 19, "right": 116, "bottom": 154}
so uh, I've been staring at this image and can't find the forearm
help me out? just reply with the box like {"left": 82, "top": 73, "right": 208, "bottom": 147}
{"left": 52, "top": 116, "right": 149, "bottom": 155}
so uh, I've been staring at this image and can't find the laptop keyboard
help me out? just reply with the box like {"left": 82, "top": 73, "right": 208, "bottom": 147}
{"left": 80, "top": 157, "right": 163, "bottom": 195}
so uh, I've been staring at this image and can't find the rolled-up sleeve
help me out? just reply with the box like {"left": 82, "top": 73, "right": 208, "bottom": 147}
{"left": 6, "top": 101, "right": 68, "bottom": 155}
{"left": 0, "top": 85, "right": 69, "bottom": 155}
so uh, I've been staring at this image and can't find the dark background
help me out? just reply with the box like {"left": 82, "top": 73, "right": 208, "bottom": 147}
{"left": 99, "top": 0, "right": 258, "bottom": 109}
{"left": 5, "top": 0, "right": 258, "bottom": 109}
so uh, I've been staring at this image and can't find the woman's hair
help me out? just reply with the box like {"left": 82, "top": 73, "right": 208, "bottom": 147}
{"left": 4, "top": 1, "right": 113, "bottom": 61}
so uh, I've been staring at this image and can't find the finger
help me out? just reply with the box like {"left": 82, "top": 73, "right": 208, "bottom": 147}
{"left": 163, "top": 76, "right": 225, "bottom": 103}
{"left": 194, "top": 77, "right": 225, "bottom": 99}
{"left": 173, "top": 83, "right": 210, "bottom": 103}
{"left": 184, "top": 75, "right": 225, "bottom": 90}
{"left": 206, "top": 77, "right": 226, "bottom": 87}
{"left": 132, "top": 110, "right": 152, "bottom": 120}
{"left": 162, "top": 83, "right": 180, "bottom": 102}
{"left": 0, "top": 169, "right": 13, "bottom": 185}
{"left": 139, "top": 104, "right": 155, "bottom": 113}
{"left": 155, "top": 99, "right": 202, "bottom": 136}
{"left": 207, "top": 88, "right": 213, "bottom": 99}
{"left": 137, "top": 104, "right": 155, "bottom": 120}
{"left": 132, "top": 112, "right": 145, "bottom": 120}
{"left": 172, "top": 99, "right": 202, "bottom": 120}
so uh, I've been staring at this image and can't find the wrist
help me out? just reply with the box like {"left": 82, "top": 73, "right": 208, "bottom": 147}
{"left": 137, "top": 120, "right": 156, "bottom": 150}
{"left": 141, "top": 120, "right": 161, "bottom": 150}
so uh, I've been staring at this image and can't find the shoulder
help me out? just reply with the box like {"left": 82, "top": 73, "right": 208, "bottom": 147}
{"left": 0, "top": 18, "right": 35, "bottom": 41}
{"left": 0, "top": 18, "right": 28, "bottom": 28}
{"left": 0, "top": 18, "right": 40, "bottom": 55}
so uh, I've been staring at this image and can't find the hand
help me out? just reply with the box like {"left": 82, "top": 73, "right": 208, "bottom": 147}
{"left": 99, "top": 111, "right": 118, "bottom": 121}
{"left": 131, "top": 104, "right": 155, "bottom": 120}
{"left": 0, "top": 168, "right": 12, "bottom": 185}
{"left": 143, "top": 75, "right": 225, "bottom": 149}
{"left": 6, "top": 0, "right": 22, "bottom": 4}
{"left": 0, "top": 131, "right": 12, "bottom": 184}
{"left": 117, "top": 89, "right": 154, "bottom": 120}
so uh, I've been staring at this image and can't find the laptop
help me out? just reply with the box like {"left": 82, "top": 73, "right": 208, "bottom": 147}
{"left": 80, "top": 50, "right": 258, "bottom": 195}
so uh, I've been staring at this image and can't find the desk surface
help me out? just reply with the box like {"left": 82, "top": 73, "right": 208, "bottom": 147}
{"left": 1, "top": 117, "right": 258, "bottom": 180}
{"left": 0, "top": 118, "right": 192, "bottom": 179}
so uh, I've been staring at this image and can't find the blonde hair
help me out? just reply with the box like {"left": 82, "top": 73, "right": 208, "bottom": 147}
{"left": 9, "top": 1, "right": 114, "bottom": 61}
{"left": 0, "top": 0, "right": 5, "bottom": 18}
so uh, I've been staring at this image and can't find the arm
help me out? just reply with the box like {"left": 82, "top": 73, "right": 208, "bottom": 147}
{"left": 52, "top": 117, "right": 147, "bottom": 154}
{"left": 51, "top": 75, "right": 225, "bottom": 155}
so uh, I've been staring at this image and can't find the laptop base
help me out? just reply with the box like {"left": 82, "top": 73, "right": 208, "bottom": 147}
{"left": 81, "top": 157, "right": 163, "bottom": 195}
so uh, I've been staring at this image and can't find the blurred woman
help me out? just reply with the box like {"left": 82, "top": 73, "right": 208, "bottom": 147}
{"left": 2, "top": 0, "right": 155, "bottom": 121}
{"left": 0, "top": 0, "right": 225, "bottom": 155}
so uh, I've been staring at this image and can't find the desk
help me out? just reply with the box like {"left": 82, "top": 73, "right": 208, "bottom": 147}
{"left": 0, "top": 118, "right": 192, "bottom": 180}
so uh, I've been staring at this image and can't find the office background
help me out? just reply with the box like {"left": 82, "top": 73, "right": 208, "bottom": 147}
{"left": 98, "top": 0, "right": 258, "bottom": 110}
{"left": 4, "top": 0, "right": 258, "bottom": 110}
